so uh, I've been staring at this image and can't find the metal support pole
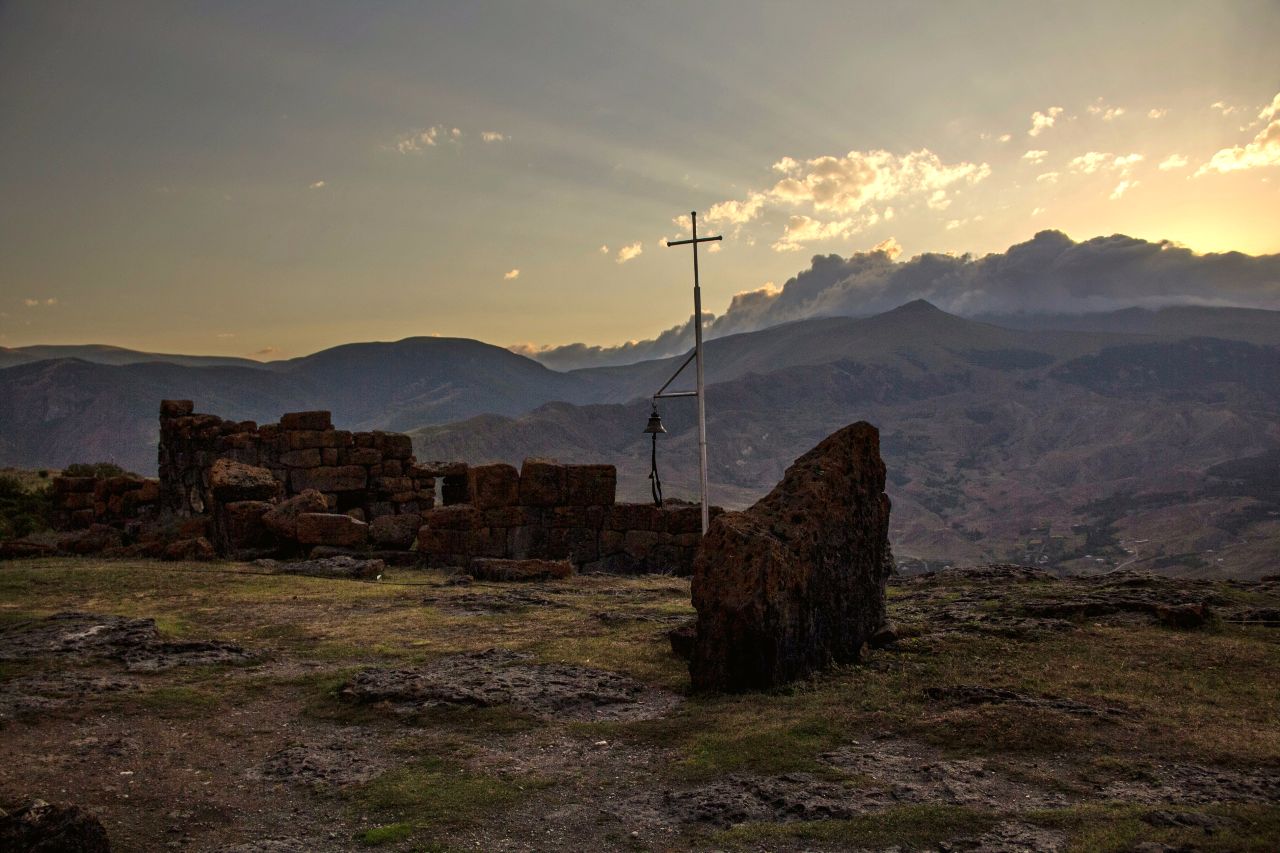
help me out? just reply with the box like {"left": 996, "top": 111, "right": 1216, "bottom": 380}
{"left": 663, "top": 211, "right": 722, "bottom": 536}
{"left": 690, "top": 213, "right": 710, "bottom": 535}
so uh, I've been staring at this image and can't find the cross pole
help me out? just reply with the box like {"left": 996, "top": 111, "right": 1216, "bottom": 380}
{"left": 660, "top": 210, "right": 722, "bottom": 535}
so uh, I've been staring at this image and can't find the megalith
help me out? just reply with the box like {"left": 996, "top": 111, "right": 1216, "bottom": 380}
{"left": 689, "top": 421, "right": 892, "bottom": 692}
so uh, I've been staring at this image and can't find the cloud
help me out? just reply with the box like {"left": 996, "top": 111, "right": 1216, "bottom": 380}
{"left": 707, "top": 241, "right": 721, "bottom": 253}
{"left": 1148, "top": 108, "right": 1168, "bottom": 119}
{"left": 1022, "top": 150, "right": 1048, "bottom": 164}
{"left": 598, "top": 244, "right": 609, "bottom": 254}
{"left": 1028, "top": 106, "right": 1064, "bottom": 136}
{"left": 22, "top": 298, "right": 56, "bottom": 308}
{"left": 1036, "top": 171, "right": 1060, "bottom": 184}
{"left": 510, "top": 311, "right": 714, "bottom": 370}
{"left": 705, "top": 191, "right": 766, "bottom": 226}
{"left": 1196, "top": 93, "right": 1280, "bottom": 175}
{"left": 1158, "top": 154, "right": 1188, "bottom": 171}
{"left": 616, "top": 242, "right": 643, "bottom": 264}
{"left": 998, "top": 133, "right": 1012, "bottom": 143}
{"left": 1087, "top": 100, "right": 1125, "bottom": 121}
{"left": 22, "top": 299, "right": 38, "bottom": 307}
{"left": 309, "top": 180, "right": 326, "bottom": 189}
{"left": 1068, "top": 152, "right": 1143, "bottom": 175}
{"left": 480, "top": 131, "right": 507, "bottom": 143}
{"left": 251, "top": 346, "right": 280, "bottom": 358}
{"left": 1210, "top": 100, "right": 1239, "bottom": 116}
{"left": 216, "top": 332, "right": 237, "bottom": 339}
{"left": 395, "top": 125, "right": 463, "bottom": 153}
{"left": 871, "top": 237, "right": 902, "bottom": 259}
{"left": 771, "top": 215, "right": 857, "bottom": 252}
{"left": 1109, "top": 179, "right": 1138, "bottom": 200}
{"left": 520, "top": 231, "right": 1280, "bottom": 369}
{"left": 503, "top": 268, "right": 520, "bottom": 280}
{"left": 766, "top": 148, "right": 989, "bottom": 217}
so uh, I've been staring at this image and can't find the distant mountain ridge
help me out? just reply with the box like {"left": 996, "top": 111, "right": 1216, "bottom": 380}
{"left": 4, "top": 302, "right": 1280, "bottom": 579}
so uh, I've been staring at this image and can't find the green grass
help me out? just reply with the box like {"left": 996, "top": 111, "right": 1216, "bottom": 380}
{"left": 707, "top": 804, "right": 997, "bottom": 849}
{"left": 358, "top": 822, "right": 414, "bottom": 846}
{"left": 349, "top": 756, "right": 546, "bottom": 843}
{"left": 1028, "top": 803, "right": 1280, "bottom": 853}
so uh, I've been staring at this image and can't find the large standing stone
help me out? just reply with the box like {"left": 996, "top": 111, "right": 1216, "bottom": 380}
{"left": 468, "top": 463, "right": 519, "bottom": 509}
{"left": 689, "top": 421, "right": 892, "bottom": 693}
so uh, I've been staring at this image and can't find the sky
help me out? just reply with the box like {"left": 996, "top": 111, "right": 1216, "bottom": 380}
{"left": 1, "top": 0, "right": 1278, "bottom": 359}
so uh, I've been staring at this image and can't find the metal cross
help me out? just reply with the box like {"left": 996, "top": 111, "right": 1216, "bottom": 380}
{"left": 657, "top": 210, "right": 722, "bottom": 534}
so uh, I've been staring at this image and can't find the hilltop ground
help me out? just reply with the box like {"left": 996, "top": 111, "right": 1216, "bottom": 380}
{"left": 1, "top": 559, "right": 1277, "bottom": 852}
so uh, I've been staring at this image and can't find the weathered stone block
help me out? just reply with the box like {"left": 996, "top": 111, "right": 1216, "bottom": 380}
{"left": 507, "top": 524, "right": 547, "bottom": 560}
{"left": 291, "top": 465, "right": 368, "bottom": 493}
{"left": 262, "top": 489, "right": 329, "bottom": 540}
{"left": 217, "top": 500, "right": 275, "bottom": 555}
{"left": 607, "top": 503, "right": 659, "bottom": 532}
{"left": 342, "top": 447, "right": 382, "bottom": 466}
{"left": 417, "top": 526, "right": 470, "bottom": 556}
{"left": 380, "top": 433, "right": 413, "bottom": 460}
{"left": 660, "top": 505, "right": 704, "bottom": 534}
{"left": 376, "top": 476, "right": 413, "bottom": 495}
{"left": 565, "top": 464, "right": 616, "bottom": 506}
{"left": 53, "top": 476, "right": 96, "bottom": 494}
{"left": 468, "top": 463, "right": 519, "bottom": 509}
{"left": 467, "top": 526, "right": 507, "bottom": 558}
{"left": 280, "top": 410, "right": 332, "bottom": 431}
{"left": 690, "top": 421, "right": 892, "bottom": 693}
{"left": 519, "top": 459, "right": 567, "bottom": 507}
{"left": 296, "top": 512, "right": 369, "bottom": 547}
{"left": 469, "top": 558, "right": 573, "bottom": 582}
{"left": 209, "top": 459, "right": 281, "bottom": 502}
{"left": 369, "top": 514, "right": 421, "bottom": 550}
{"left": 422, "top": 505, "right": 480, "bottom": 530}
{"left": 279, "top": 449, "right": 322, "bottom": 468}
{"left": 321, "top": 448, "right": 340, "bottom": 465}
{"left": 623, "top": 529, "right": 662, "bottom": 559}
{"left": 161, "top": 399, "right": 194, "bottom": 417}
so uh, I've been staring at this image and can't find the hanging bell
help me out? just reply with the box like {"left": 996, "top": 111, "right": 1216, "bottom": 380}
{"left": 643, "top": 404, "right": 667, "bottom": 435}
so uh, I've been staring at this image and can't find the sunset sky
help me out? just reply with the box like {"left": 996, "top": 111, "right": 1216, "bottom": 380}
{"left": 2, "top": 1, "right": 1278, "bottom": 358}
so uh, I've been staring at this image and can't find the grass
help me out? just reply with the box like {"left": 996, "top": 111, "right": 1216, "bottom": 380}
{"left": 1, "top": 557, "right": 1277, "bottom": 850}
{"left": 707, "top": 804, "right": 997, "bottom": 849}
{"left": 349, "top": 756, "right": 547, "bottom": 846}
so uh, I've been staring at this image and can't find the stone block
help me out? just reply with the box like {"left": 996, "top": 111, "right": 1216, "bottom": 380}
{"left": 262, "top": 489, "right": 330, "bottom": 540}
{"left": 468, "top": 463, "right": 519, "bottom": 509}
{"left": 607, "top": 503, "right": 659, "bottom": 532}
{"left": 623, "top": 529, "right": 662, "bottom": 559}
{"left": 550, "top": 505, "right": 604, "bottom": 529}
{"left": 416, "top": 526, "right": 470, "bottom": 556}
{"left": 321, "top": 448, "right": 340, "bottom": 465}
{"left": 53, "top": 476, "right": 96, "bottom": 494}
{"left": 209, "top": 459, "right": 281, "bottom": 502}
{"left": 280, "top": 410, "right": 332, "bottom": 431}
{"left": 369, "top": 514, "right": 422, "bottom": 550}
{"left": 342, "top": 447, "right": 382, "bottom": 466}
{"left": 469, "top": 558, "right": 573, "bottom": 582}
{"left": 599, "top": 530, "right": 625, "bottom": 556}
{"left": 422, "top": 505, "right": 480, "bottom": 530}
{"left": 661, "top": 505, "right": 703, "bottom": 534}
{"left": 218, "top": 500, "right": 275, "bottom": 555}
{"left": 353, "top": 432, "right": 375, "bottom": 448}
{"left": 565, "top": 464, "right": 616, "bottom": 506}
{"left": 382, "top": 433, "right": 413, "bottom": 460}
{"left": 467, "top": 526, "right": 508, "bottom": 558}
{"left": 291, "top": 465, "right": 368, "bottom": 493}
{"left": 161, "top": 399, "right": 195, "bottom": 417}
{"left": 519, "top": 458, "right": 566, "bottom": 507}
{"left": 376, "top": 476, "right": 413, "bottom": 495}
{"left": 296, "top": 512, "right": 369, "bottom": 547}
{"left": 507, "top": 524, "right": 547, "bottom": 560}
{"left": 279, "top": 449, "right": 322, "bottom": 468}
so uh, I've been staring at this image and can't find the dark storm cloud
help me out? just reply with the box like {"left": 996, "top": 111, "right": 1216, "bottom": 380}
{"left": 521, "top": 231, "right": 1280, "bottom": 370}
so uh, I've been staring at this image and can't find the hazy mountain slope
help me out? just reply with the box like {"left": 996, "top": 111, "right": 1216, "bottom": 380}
{"left": 0, "top": 337, "right": 594, "bottom": 472}
{"left": 570, "top": 301, "right": 1140, "bottom": 403}
{"left": 413, "top": 339, "right": 1280, "bottom": 579}
{"left": 12, "top": 344, "right": 265, "bottom": 369}
{"left": 0, "top": 359, "right": 320, "bottom": 473}
{"left": 275, "top": 337, "right": 594, "bottom": 431}
{"left": 978, "top": 305, "right": 1280, "bottom": 345}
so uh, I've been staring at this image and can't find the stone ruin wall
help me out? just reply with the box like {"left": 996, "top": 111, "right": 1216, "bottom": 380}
{"left": 125, "top": 400, "right": 711, "bottom": 574}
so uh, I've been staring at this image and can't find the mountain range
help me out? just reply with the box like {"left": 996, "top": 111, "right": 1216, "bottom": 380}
{"left": 3, "top": 302, "right": 1278, "bottom": 578}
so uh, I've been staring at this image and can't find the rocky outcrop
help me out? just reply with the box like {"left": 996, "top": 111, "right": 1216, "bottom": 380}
{"left": 689, "top": 422, "right": 892, "bottom": 692}
{"left": 0, "top": 800, "right": 110, "bottom": 852}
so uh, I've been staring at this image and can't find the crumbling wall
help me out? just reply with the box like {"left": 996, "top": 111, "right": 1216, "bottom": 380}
{"left": 50, "top": 475, "right": 161, "bottom": 530}
{"left": 152, "top": 401, "right": 709, "bottom": 573}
